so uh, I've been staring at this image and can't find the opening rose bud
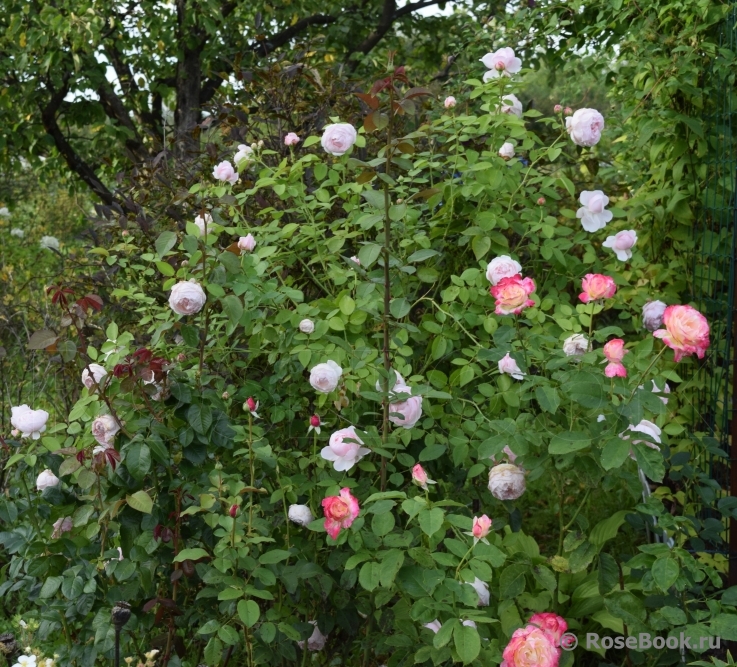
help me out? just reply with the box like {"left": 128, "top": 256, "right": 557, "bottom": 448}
{"left": 472, "top": 515, "right": 492, "bottom": 540}
{"left": 246, "top": 397, "right": 256, "bottom": 412}
{"left": 310, "top": 414, "right": 321, "bottom": 428}
{"left": 229, "top": 504, "right": 238, "bottom": 518}
{"left": 411, "top": 463, "right": 436, "bottom": 491}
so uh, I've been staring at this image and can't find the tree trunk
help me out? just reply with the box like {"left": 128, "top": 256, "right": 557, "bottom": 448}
{"left": 175, "top": 45, "right": 202, "bottom": 158}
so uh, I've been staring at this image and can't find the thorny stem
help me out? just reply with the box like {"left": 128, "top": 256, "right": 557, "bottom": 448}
{"left": 248, "top": 413, "right": 255, "bottom": 535}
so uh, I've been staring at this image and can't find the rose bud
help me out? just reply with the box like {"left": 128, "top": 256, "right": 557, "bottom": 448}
{"left": 229, "top": 505, "right": 238, "bottom": 518}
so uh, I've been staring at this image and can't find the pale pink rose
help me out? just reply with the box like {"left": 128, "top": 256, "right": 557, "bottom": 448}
{"left": 238, "top": 234, "right": 256, "bottom": 252}
{"left": 52, "top": 516, "right": 73, "bottom": 539}
{"left": 488, "top": 463, "right": 526, "bottom": 500}
{"left": 234, "top": 144, "right": 253, "bottom": 168}
{"left": 193, "top": 213, "right": 212, "bottom": 236}
{"left": 498, "top": 353, "right": 525, "bottom": 380}
{"left": 576, "top": 190, "right": 613, "bottom": 232}
{"left": 169, "top": 279, "right": 206, "bottom": 315}
{"left": 603, "top": 338, "right": 628, "bottom": 378}
{"left": 375, "top": 369, "right": 406, "bottom": 392}
{"left": 491, "top": 276, "right": 536, "bottom": 315}
{"left": 480, "top": 47, "right": 522, "bottom": 79}
{"left": 297, "top": 621, "right": 327, "bottom": 652}
{"left": 10, "top": 429, "right": 19, "bottom": 437}
{"left": 486, "top": 255, "right": 522, "bottom": 286}
{"left": 565, "top": 108, "right": 605, "bottom": 147}
{"left": 563, "top": 334, "right": 588, "bottom": 357}
{"left": 389, "top": 387, "right": 423, "bottom": 429}
{"left": 92, "top": 414, "right": 120, "bottom": 448}
{"left": 412, "top": 463, "right": 436, "bottom": 491}
{"left": 499, "top": 94, "right": 523, "bottom": 118}
{"left": 322, "top": 487, "right": 360, "bottom": 539}
{"left": 653, "top": 304, "right": 710, "bottom": 362}
{"left": 499, "top": 142, "right": 515, "bottom": 159}
{"left": 299, "top": 318, "right": 315, "bottom": 334}
{"left": 288, "top": 504, "right": 314, "bottom": 527}
{"left": 642, "top": 300, "right": 667, "bottom": 332}
{"left": 284, "top": 132, "right": 300, "bottom": 146}
{"left": 444, "top": 96, "right": 457, "bottom": 109}
{"left": 37, "top": 469, "right": 60, "bottom": 491}
{"left": 350, "top": 255, "right": 361, "bottom": 266}
{"left": 470, "top": 577, "right": 490, "bottom": 606}
{"left": 82, "top": 364, "right": 107, "bottom": 390}
{"left": 502, "top": 626, "right": 560, "bottom": 667}
{"left": 603, "top": 230, "right": 637, "bottom": 261}
{"left": 321, "top": 123, "right": 357, "bottom": 156}
{"left": 579, "top": 273, "right": 616, "bottom": 303}
{"left": 212, "top": 160, "right": 239, "bottom": 185}
{"left": 424, "top": 620, "right": 442, "bottom": 634}
{"left": 321, "top": 426, "right": 370, "bottom": 472}
{"left": 528, "top": 612, "right": 568, "bottom": 647}
{"left": 472, "top": 515, "right": 492, "bottom": 541}
{"left": 623, "top": 419, "right": 662, "bottom": 460}
{"left": 463, "top": 620, "right": 478, "bottom": 629}
{"left": 11, "top": 405, "right": 49, "bottom": 440}
{"left": 309, "top": 360, "right": 343, "bottom": 393}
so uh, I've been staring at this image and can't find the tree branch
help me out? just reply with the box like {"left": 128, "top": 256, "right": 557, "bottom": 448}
{"left": 393, "top": 0, "right": 442, "bottom": 19}
{"left": 97, "top": 81, "right": 146, "bottom": 158}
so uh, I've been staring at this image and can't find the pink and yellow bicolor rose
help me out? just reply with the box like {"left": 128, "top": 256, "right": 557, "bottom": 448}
{"left": 501, "top": 625, "right": 559, "bottom": 667}
{"left": 528, "top": 613, "right": 568, "bottom": 647}
{"left": 491, "top": 276, "right": 536, "bottom": 315}
{"left": 579, "top": 273, "right": 616, "bottom": 303}
{"left": 653, "top": 304, "right": 710, "bottom": 362}
{"left": 322, "top": 488, "right": 360, "bottom": 540}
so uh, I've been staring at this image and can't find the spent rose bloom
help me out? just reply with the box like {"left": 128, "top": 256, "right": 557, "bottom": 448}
{"left": 565, "top": 108, "right": 605, "bottom": 147}
{"left": 388, "top": 387, "right": 423, "bottom": 429}
{"left": 193, "top": 213, "right": 212, "bottom": 236}
{"left": 212, "top": 160, "right": 239, "bottom": 185}
{"left": 499, "top": 93, "right": 523, "bottom": 118}
{"left": 563, "top": 333, "right": 589, "bottom": 357}
{"left": 579, "top": 273, "right": 616, "bottom": 303}
{"left": 411, "top": 464, "right": 436, "bottom": 491}
{"left": 603, "top": 230, "right": 637, "bottom": 261}
{"left": 299, "top": 318, "right": 315, "bottom": 334}
{"left": 169, "top": 279, "right": 206, "bottom": 315}
{"left": 92, "top": 414, "right": 120, "bottom": 448}
{"left": 642, "top": 300, "right": 667, "bottom": 332}
{"left": 499, "top": 142, "right": 515, "bottom": 159}
{"left": 623, "top": 419, "right": 662, "bottom": 460}
{"left": 424, "top": 620, "right": 442, "bottom": 634}
{"left": 498, "top": 353, "right": 525, "bottom": 380}
{"left": 486, "top": 255, "right": 522, "bottom": 286}
{"left": 321, "top": 426, "right": 370, "bottom": 472}
{"left": 472, "top": 515, "right": 492, "bottom": 542}
{"left": 36, "top": 469, "right": 60, "bottom": 491}
{"left": 488, "top": 463, "right": 526, "bottom": 500}
{"left": 52, "top": 516, "right": 73, "bottom": 539}
{"left": 653, "top": 304, "right": 710, "bottom": 362}
{"left": 284, "top": 132, "right": 300, "bottom": 146}
{"left": 234, "top": 144, "right": 253, "bottom": 168}
{"left": 309, "top": 360, "right": 343, "bottom": 393}
{"left": 322, "top": 487, "right": 360, "bottom": 539}
{"left": 491, "top": 275, "right": 536, "bottom": 315}
{"left": 528, "top": 612, "right": 568, "bottom": 646}
{"left": 444, "top": 96, "right": 457, "bottom": 109}
{"left": 297, "top": 621, "right": 327, "bottom": 651}
{"left": 470, "top": 577, "right": 490, "bottom": 606}
{"left": 288, "top": 504, "right": 314, "bottom": 527}
{"left": 502, "top": 625, "right": 560, "bottom": 667}
{"left": 603, "top": 338, "right": 628, "bottom": 378}
{"left": 321, "top": 123, "right": 357, "bottom": 156}
{"left": 238, "top": 234, "right": 256, "bottom": 252}
{"left": 11, "top": 405, "right": 49, "bottom": 440}
{"left": 82, "top": 363, "right": 107, "bottom": 390}
{"left": 480, "top": 47, "right": 522, "bottom": 79}
{"left": 576, "top": 190, "right": 613, "bottom": 232}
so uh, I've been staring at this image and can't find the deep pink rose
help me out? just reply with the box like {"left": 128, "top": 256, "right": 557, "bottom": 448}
{"left": 528, "top": 613, "right": 568, "bottom": 646}
{"left": 491, "top": 276, "right": 536, "bottom": 315}
{"left": 579, "top": 274, "right": 616, "bottom": 303}
{"left": 322, "top": 487, "right": 360, "bottom": 539}
{"left": 653, "top": 304, "right": 710, "bottom": 362}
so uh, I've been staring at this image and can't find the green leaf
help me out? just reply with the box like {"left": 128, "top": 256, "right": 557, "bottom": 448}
{"left": 362, "top": 189, "right": 385, "bottom": 209}
{"left": 303, "top": 136, "right": 320, "bottom": 148}
{"left": 174, "top": 548, "right": 210, "bottom": 562}
{"left": 390, "top": 298, "right": 411, "bottom": 319}
{"left": 388, "top": 202, "right": 407, "bottom": 221}
{"left": 549, "top": 431, "right": 590, "bottom": 455}
{"left": 221, "top": 295, "right": 243, "bottom": 325}
{"left": 180, "top": 324, "right": 200, "bottom": 347}
{"left": 418, "top": 507, "right": 444, "bottom": 536}
{"left": 39, "top": 576, "right": 63, "bottom": 599}
{"left": 598, "top": 553, "right": 619, "bottom": 594}
{"left": 218, "top": 625, "right": 240, "bottom": 646}
{"left": 711, "top": 614, "right": 737, "bottom": 641}
{"left": 590, "top": 511, "right": 629, "bottom": 547}
{"left": 187, "top": 404, "right": 213, "bottom": 434}
{"left": 237, "top": 599, "right": 260, "bottom": 628}
{"left": 535, "top": 386, "right": 560, "bottom": 414}
{"left": 58, "top": 340, "right": 77, "bottom": 362}
{"left": 434, "top": 619, "right": 458, "bottom": 648}
{"left": 125, "top": 442, "right": 151, "bottom": 481}
{"left": 454, "top": 624, "right": 481, "bottom": 664}
{"left": 155, "top": 261, "right": 175, "bottom": 276}
{"left": 633, "top": 443, "right": 665, "bottom": 482}
{"left": 359, "top": 561, "right": 381, "bottom": 591}
{"left": 126, "top": 490, "right": 153, "bottom": 514}
{"left": 204, "top": 637, "right": 223, "bottom": 665}
{"left": 499, "top": 563, "right": 527, "bottom": 599}
{"left": 259, "top": 550, "right": 291, "bottom": 565}
{"left": 600, "top": 438, "right": 631, "bottom": 471}
{"left": 472, "top": 235, "right": 491, "bottom": 260}
{"left": 357, "top": 243, "right": 382, "bottom": 268}
{"left": 379, "top": 550, "right": 404, "bottom": 588}
{"left": 652, "top": 557, "right": 680, "bottom": 591}
{"left": 27, "top": 329, "right": 58, "bottom": 350}
{"left": 155, "top": 231, "right": 178, "bottom": 257}
{"left": 407, "top": 249, "right": 440, "bottom": 263}
{"left": 339, "top": 295, "right": 356, "bottom": 315}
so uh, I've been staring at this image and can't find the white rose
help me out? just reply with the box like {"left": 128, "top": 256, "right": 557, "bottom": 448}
{"left": 234, "top": 144, "right": 254, "bottom": 168}
{"left": 10, "top": 228, "right": 24, "bottom": 238}
{"left": 299, "top": 319, "right": 315, "bottom": 334}
{"left": 92, "top": 414, "right": 120, "bottom": 448}
{"left": 488, "top": 463, "right": 526, "bottom": 500}
{"left": 563, "top": 334, "right": 589, "bottom": 357}
{"left": 485, "top": 255, "right": 522, "bottom": 286}
{"left": 11, "top": 405, "right": 49, "bottom": 440}
{"left": 498, "top": 142, "right": 515, "bottom": 159}
{"left": 469, "top": 577, "right": 490, "bottom": 606}
{"left": 565, "top": 108, "right": 605, "bottom": 147}
{"left": 499, "top": 94, "right": 523, "bottom": 118}
{"left": 321, "top": 123, "right": 357, "bottom": 156}
{"left": 288, "top": 504, "right": 314, "bottom": 526}
{"left": 297, "top": 621, "right": 327, "bottom": 651}
{"left": 642, "top": 300, "right": 667, "bottom": 332}
{"left": 424, "top": 620, "right": 442, "bottom": 634}
{"left": 309, "top": 360, "right": 343, "bottom": 393}
{"left": 576, "top": 190, "right": 613, "bottom": 233}
{"left": 40, "top": 236, "right": 60, "bottom": 251}
{"left": 36, "top": 469, "right": 60, "bottom": 491}
{"left": 462, "top": 620, "right": 478, "bottom": 629}
{"left": 169, "top": 279, "right": 206, "bottom": 316}
{"left": 81, "top": 364, "right": 107, "bottom": 390}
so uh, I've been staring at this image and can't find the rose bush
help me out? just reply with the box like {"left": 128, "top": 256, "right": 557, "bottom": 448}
{"left": 0, "top": 47, "right": 735, "bottom": 667}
